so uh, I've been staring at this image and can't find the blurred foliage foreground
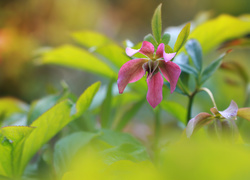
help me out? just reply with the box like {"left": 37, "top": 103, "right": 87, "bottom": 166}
{"left": 1, "top": 4, "right": 250, "bottom": 180}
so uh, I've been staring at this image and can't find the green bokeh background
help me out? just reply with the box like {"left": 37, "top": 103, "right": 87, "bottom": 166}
{"left": 0, "top": 0, "right": 250, "bottom": 135}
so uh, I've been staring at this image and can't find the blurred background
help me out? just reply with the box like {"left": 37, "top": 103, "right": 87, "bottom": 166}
{"left": 1, "top": 0, "right": 250, "bottom": 102}
{"left": 1, "top": 0, "right": 250, "bottom": 145}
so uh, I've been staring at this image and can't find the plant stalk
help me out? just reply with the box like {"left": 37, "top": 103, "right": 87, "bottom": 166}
{"left": 153, "top": 108, "right": 160, "bottom": 164}
{"left": 187, "top": 93, "right": 195, "bottom": 124}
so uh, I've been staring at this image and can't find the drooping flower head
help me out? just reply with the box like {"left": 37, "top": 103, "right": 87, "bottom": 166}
{"left": 117, "top": 41, "right": 181, "bottom": 108}
{"left": 186, "top": 100, "right": 239, "bottom": 138}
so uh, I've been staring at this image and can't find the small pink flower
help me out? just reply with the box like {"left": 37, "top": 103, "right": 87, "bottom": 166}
{"left": 186, "top": 100, "right": 239, "bottom": 138}
{"left": 117, "top": 41, "right": 181, "bottom": 108}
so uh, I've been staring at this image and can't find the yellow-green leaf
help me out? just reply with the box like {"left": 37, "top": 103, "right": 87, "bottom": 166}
{"left": 237, "top": 108, "right": 250, "bottom": 121}
{"left": 0, "top": 126, "right": 34, "bottom": 178}
{"left": 41, "top": 45, "right": 116, "bottom": 78}
{"left": 20, "top": 100, "right": 73, "bottom": 175}
{"left": 151, "top": 4, "right": 162, "bottom": 43}
{"left": 174, "top": 23, "right": 191, "bottom": 52}
{"left": 72, "top": 31, "right": 130, "bottom": 68}
{"left": 188, "top": 15, "right": 250, "bottom": 53}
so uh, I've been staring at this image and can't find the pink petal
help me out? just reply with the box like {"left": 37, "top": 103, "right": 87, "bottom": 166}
{"left": 126, "top": 47, "right": 140, "bottom": 57}
{"left": 126, "top": 41, "right": 154, "bottom": 58}
{"left": 219, "top": 100, "right": 238, "bottom": 119}
{"left": 155, "top": 43, "right": 165, "bottom": 59}
{"left": 186, "top": 112, "right": 213, "bottom": 138}
{"left": 118, "top": 58, "right": 147, "bottom": 94}
{"left": 146, "top": 72, "right": 163, "bottom": 108}
{"left": 159, "top": 60, "right": 181, "bottom": 93}
{"left": 163, "top": 52, "right": 176, "bottom": 62}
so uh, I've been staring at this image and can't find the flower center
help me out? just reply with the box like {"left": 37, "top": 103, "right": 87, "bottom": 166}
{"left": 142, "top": 60, "right": 159, "bottom": 79}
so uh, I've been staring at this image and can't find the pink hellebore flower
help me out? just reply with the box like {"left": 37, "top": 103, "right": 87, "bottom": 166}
{"left": 117, "top": 41, "right": 181, "bottom": 108}
{"left": 186, "top": 100, "right": 239, "bottom": 138}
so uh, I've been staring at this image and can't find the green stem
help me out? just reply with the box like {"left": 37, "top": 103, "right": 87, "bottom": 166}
{"left": 154, "top": 110, "right": 160, "bottom": 144}
{"left": 177, "top": 79, "right": 190, "bottom": 95}
{"left": 199, "top": 87, "right": 217, "bottom": 108}
{"left": 186, "top": 93, "right": 195, "bottom": 124}
{"left": 153, "top": 108, "right": 160, "bottom": 164}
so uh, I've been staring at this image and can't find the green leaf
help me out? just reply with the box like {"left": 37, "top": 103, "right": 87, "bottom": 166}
{"left": 115, "top": 98, "right": 145, "bottom": 131}
{"left": 174, "top": 23, "right": 191, "bottom": 52}
{"left": 161, "top": 33, "right": 171, "bottom": 45}
{"left": 0, "top": 126, "right": 34, "bottom": 178}
{"left": 200, "top": 52, "right": 226, "bottom": 84}
{"left": 177, "top": 63, "right": 198, "bottom": 78}
{"left": 73, "top": 81, "right": 101, "bottom": 118}
{"left": 27, "top": 94, "right": 63, "bottom": 125}
{"left": 237, "top": 108, "right": 250, "bottom": 121}
{"left": 160, "top": 101, "right": 187, "bottom": 124}
{"left": 97, "top": 130, "right": 149, "bottom": 164}
{"left": 185, "top": 39, "right": 203, "bottom": 72}
{"left": 165, "top": 45, "right": 174, "bottom": 53}
{"left": 173, "top": 53, "right": 190, "bottom": 87}
{"left": 101, "top": 143, "right": 149, "bottom": 165}
{"left": 0, "top": 175, "right": 12, "bottom": 180}
{"left": 0, "top": 98, "right": 29, "bottom": 120}
{"left": 98, "top": 130, "right": 141, "bottom": 147}
{"left": 20, "top": 100, "right": 73, "bottom": 176}
{"left": 72, "top": 31, "right": 130, "bottom": 68}
{"left": 188, "top": 15, "right": 250, "bottom": 53}
{"left": 164, "top": 81, "right": 187, "bottom": 95}
{"left": 144, "top": 34, "right": 157, "bottom": 47}
{"left": 151, "top": 4, "right": 162, "bottom": 44}
{"left": 54, "top": 131, "right": 99, "bottom": 177}
{"left": 0, "top": 82, "right": 100, "bottom": 178}
{"left": 100, "top": 80, "right": 114, "bottom": 128}
{"left": 112, "top": 92, "right": 142, "bottom": 107}
{"left": 41, "top": 45, "right": 115, "bottom": 78}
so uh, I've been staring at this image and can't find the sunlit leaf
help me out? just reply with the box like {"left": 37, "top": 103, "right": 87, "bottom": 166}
{"left": 95, "top": 130, "right": 149, "bottom": 164}
{"left": 54, "top": 131, "right": 99, "bottom": 177}
{"left": 160, "top": 101, "right": 187, "bottom": 124}
{"left": 72, "top": 31, "right": 130, "bottom": 68}
{"left": 151, "top": 4, "right": 162, "bottom": 43}
{"left": 161, "top": 138, "right": 250, "bottom": 180}
{"left": 73, "top": 81, "right": 101, "bottom": 118}
{"left": 101, "top": 143, "right": 149, "bottom": 165}
{"left": 112, "top": 92, "right": 142, "bottom": 107}
{"left": 20, "top": 100, "right": 73, "bottom": 175}
{"left": 188, "top": 15, "right": 250, "bottom": 53}
{"left": 185, "top": 39, "right": 202, "bottom": 72}
{"left": 0, "top": 126, "right": 34, "bottom": 178}
{"left": 41, "top": 45, "right": 115, "bottom": 78}
{"left": 104, "top": 160, "right": 160, "bottom": 180}
{"left": 165, "top": 44, "right": 174, "bottom": 53}
{"left": 237, "top": 108, "right": 250, "bottom": 121}
{"left": 0, "top": 98, "right": 28, "bottom": 119}
{"left": 174, "top": 23, "right": 191, "bottom": 52}
{"left": 98, "top": 130, "right": 142, "bottom": 147}
{"left": 27, "top": 94, "right": 62, "bottom": 125}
